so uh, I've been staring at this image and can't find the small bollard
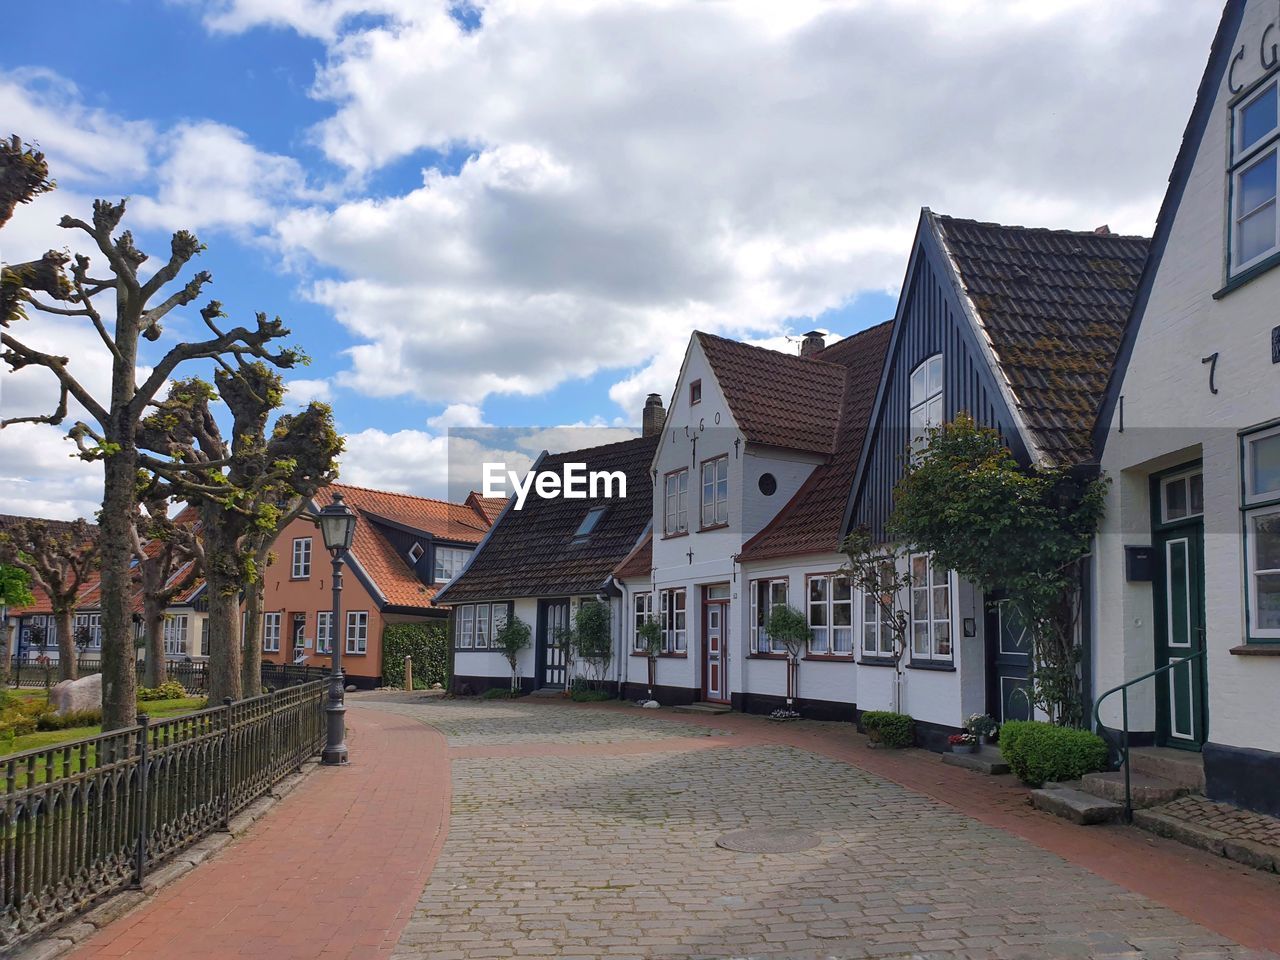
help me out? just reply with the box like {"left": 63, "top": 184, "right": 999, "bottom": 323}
{"left": 403, "top": 655, "right": 413, "bottom": 692}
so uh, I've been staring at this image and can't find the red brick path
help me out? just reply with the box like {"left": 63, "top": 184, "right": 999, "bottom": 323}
{"left": 67, "top": 706, "right": 450, "bottom": 960}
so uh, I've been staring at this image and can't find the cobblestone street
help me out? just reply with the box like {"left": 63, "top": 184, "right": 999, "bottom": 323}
{"left": 358, "top": 697, "right": 1280, "bottom": 960}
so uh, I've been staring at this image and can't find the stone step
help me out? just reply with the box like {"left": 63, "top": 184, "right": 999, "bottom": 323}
{"left": 671, "top": 702, "right": 732, "bottom": 715}
{"left": 1079, "top": 770, "right": 1189, "bottom": 808}
{"left": 1126, "top": 747, "right": 1205, "bottom": 792}
{"left": 1030, "top": 786, "right": 1125, "bottom": 825}
{"left": 529, "top": 687, "right": 564, "bottom": 698}
{"left": 941, "top": 745, "right": 1010, "bottom": 775}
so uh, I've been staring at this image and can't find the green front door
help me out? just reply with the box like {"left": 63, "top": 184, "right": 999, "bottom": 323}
{"left": 1151, "top": 466, "right": 1208, "bottom": 750}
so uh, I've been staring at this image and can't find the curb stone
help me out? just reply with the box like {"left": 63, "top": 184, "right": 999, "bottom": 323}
{"left": 1132, "top": 808, "right": 1280, "bottom": 873}
{"left": 3, "top": 758, "right": 320, "bottom": 960}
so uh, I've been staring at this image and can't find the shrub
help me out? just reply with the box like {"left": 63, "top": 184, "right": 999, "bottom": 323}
{"left": 36, "top": 708, "right": 102, "bottom": 731}
{"left": 998, "top": 720, "right": 1108, "bottom": 786}
{"left": 138, "top": 680, "right": 186, "bottom": 701}
{"left": 481, "top": 686, "right": 521, "bottom": 700}
{"left": 382, "top": 622, "right": 450, "bottom": 690}
{"left": 861, "top": 710, "right": 914, "bottom": 748}
{"left": 570, "top": 689, "right": 613, "bottom": 702}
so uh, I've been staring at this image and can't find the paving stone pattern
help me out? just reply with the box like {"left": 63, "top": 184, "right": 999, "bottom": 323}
{"left": 388, "top": 700, "right": 1274, "bottom": 960}
{"left": 1156, "top": 796, "right": 1280, "bottom": 851}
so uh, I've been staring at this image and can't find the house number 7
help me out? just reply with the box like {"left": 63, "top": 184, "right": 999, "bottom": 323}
{"left": 1201, "top": 352, "right": 1219, "bottom": 395}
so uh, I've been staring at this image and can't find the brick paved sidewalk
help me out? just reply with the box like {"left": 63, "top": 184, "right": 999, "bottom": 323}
{"left": 1136, "top": 795, "right": 1280, "bottom": 874}
{"left": 66, "top": 705, "right": 450, "bottom": 960}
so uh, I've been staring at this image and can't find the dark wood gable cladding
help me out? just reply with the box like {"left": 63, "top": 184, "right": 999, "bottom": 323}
{"left": 846, "top": 212, "right": 1025, "bottom": 544}
{"left": 438, "top": 434, "right": 659, "bottom": 604}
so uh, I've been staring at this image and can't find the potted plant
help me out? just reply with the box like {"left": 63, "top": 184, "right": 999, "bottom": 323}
{"left": 764, "top": 603, "right": 811, "bottom": 712}
{"left": 948, "top": 732, "right": 977, "bottom": 753}
{"left": 636, "top": 615, "right": 664, "bottom": 705}
{"left": 966, "top": 713, "right": 997, "bottom": 746}
{"left": 493, "top": 614, "right": 532, "bottom": 695}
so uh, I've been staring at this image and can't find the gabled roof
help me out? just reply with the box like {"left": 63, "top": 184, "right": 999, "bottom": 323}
{"left": 695, "top": 332, "right": 847, "bottom": 455}
{"left": 1093, "top": 0, "right": 1247, "bottom": 455}
{"left": 613, "top": 529, "right": 653, "bottom": 583}
{"left": 437, "top": 435, "right": 658, "bottom": 603}
{"left": 319, "top": 483, "right": 494, "bottom": 610}
{"left": 932, "top": 213, "right": 1149, "bottom": 466}
{"left": 465, "top": 491, "right": 508, "bottom": 525}
{"left": 738, "top": 321, "right": 894, "bottom": 562}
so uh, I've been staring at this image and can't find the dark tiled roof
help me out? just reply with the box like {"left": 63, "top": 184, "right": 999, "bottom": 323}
{"left": 738, "top": 321, "right": 893, "bottom": 562}
{"left": 933, "top": 214, "right": 1150, "bottom": 466}
{"left": 696, "top": 333, "right": 847, "bottom": 455}
{"left": 439, "top": 435, "right": 658, "bottom": 603}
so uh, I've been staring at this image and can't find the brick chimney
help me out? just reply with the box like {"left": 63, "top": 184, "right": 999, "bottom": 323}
{"left": 642, "top": 393, "right": 666, "bottom": 438}
{"left": 1093, "top": 224, "right": 1112, "bottom": 236}
{"left": 800, "top": 330, "right": 826, "bottom": 357}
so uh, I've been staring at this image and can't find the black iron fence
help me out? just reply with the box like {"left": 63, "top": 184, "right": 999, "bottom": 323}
{"left": 0, "top": 680, "right": 326, "bottom": 948}
{"left": 8, "top": 659, "right": 330, "bottom": 694}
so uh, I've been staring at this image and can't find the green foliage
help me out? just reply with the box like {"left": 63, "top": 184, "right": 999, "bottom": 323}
{"left": 0, "top": 698, "right": 47, "bottom": 738}
{"left": 0, "top": 564, "right": 34, "bottom": 608}
{"left": 36, "top": 708, "right": 102, "bottom": 731}
{"left": 571, "top": 689, "right": 613, "bottom": 702}
{"left": 840, "top": 530, "right": 912, "bottom": 671}
{"left": 763, "top": 603, "right": 811, "bottom": 659}
{"left": 566, "top": 600, "right": 613, "bottom": 687}
{"left": 481, "top": 686, "right": 521, "bottom": 699}
{"left": 137, "top": 680, "right": 186, "bottom": 701}
{"left": 889, "top": 414, "right": 1108, "bottom": 726}
{"left": 860, "top": 710, "right": 915, "bottom": 748}
{"left": 493, "top": 614, "right": 532, "bottom": 692}
{"left": 636, "top": 615, "right": 664, "bottom": 660}
{"left": 382, "top": 622, "right": 449, "bottom": 689}
{"left": 998, "top": 720, "right": 1108, "bottom": 786}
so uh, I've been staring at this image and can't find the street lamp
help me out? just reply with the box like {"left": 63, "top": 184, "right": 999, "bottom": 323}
{"left": 317, "top": 492, "right": 357, "bottom": 765}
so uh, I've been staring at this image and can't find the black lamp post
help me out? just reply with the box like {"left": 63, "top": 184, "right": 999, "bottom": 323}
{"left": 316, "top": 492, "right": 357, "bottom": 765}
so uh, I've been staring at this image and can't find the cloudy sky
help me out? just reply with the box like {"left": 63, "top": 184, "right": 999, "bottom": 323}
{"left": 0, "top": 0, "right": 1221, "bottom": 518}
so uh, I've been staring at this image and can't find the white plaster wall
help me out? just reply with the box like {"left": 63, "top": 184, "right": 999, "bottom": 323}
{"left": 1096, "top": 0, "right": 1280, "bottom": 752}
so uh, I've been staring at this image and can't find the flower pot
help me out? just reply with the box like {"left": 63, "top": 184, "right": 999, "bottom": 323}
{"left": 951, "top": 743, "right": 977, "bottom": 754}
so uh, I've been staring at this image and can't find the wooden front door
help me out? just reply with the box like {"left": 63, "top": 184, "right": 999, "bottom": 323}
{"left": 702, "top": 598, "right": 729, "bottom": 703}
{"left": 984, "top": 595, "right": 1033, "bottom": 724}
{"left": 536, "top": 598, "right": 570, "bottom": 689}
{"left": 1153, "top": 467, "right": 1207, "bottom": 750}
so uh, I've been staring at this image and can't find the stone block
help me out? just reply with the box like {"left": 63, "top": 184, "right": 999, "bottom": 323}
{"left": 48, "top": 673, "right": 102, "bottom": 716}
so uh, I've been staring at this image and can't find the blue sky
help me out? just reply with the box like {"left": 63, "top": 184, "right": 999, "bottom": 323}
{"left": 0, "top": 0, "right": 1216, "bottom": 517}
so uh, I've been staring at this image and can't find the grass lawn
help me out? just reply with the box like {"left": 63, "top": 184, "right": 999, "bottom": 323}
{"left": 2, "top": 694, "right": 210, "bottom": 759}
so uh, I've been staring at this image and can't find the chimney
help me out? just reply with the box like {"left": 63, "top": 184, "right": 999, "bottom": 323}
{"left": 642, "top": 393, "right": 665, "bottom": 438}
{"left": 1093, "top": 224, "right": 1112, "bottom": 236}
{"left": 800, "top": 330, "right": 826, "bottom": 357}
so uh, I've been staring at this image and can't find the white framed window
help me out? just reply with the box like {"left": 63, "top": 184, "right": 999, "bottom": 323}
{"left": 1244, "top": 424, "right": 1280, "bottom": 506}
{"left": 909, "top": 554, "right": 952, "bottom": 661}
{"left": 700, "top": 457, "right": 728, "bottom": 528}
{"left": 690, "top": 379, "right": 702, "bottom": 405}
{"left": 407, "top": 542, "right": 424, "bottom": 565}
{"left": 162, "top": 614, "right": 189, "bottom": 657}
{"left": 632, "top": 592, "right": 653, "bottom": 652}
{"left": 433, "top": 546, "right": 470, "bottom": 584}
{"left": 262, "top": 612, "right": 281, "bottom": 653}
{"left": 346, "top": 611, "right": 369, "bottom": 654}
{"left": 458, "top": 605, "right": 475, "bottom": 648}
{"left": 73, "top": 613, "right": 102, "bottom": 650}
{"left": 475, "top": 603, "right": 491, "bottom": 649}
{"left": 291, "top": 537, "right": 312, "bottom": 579}
{"left": 750, "top": 578, "right": 789, "bottom": 654}
{"left": 316, "top": 612, "right": 332, "bottom": 654}
{"left": 861, "top": 561, "right": 897, "bottom": 658}
{"left": 807, "top": 575, "right": 853, "bottom": 656}
{"left": 1243, "top": 424, "right": 1280, "bottom": 640}
{"left": 1162, "top": 468, "right": 1205, "bottom": 522}
{"left": 909, "top": 354, "right": 944, "bottom": 453}
{"left": 664, "top": 470, "right": 688, "bottom": 536}
{"left": 199, "top": 618, "right": 210, "bottom": 658}
{"left": 1231, "top": 81, "right": 1279, "bottom": 273}
{"left": 491, "top": 602, "right": 508, "bottom": 638}
{"left": 658, "top": 588, "right": 686, "bottom": 653}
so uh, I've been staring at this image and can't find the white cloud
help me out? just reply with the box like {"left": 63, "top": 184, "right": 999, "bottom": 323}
{"left": 284, "top": 377, "right": 334, "bottom": 407}
{"left": 0, "top": 424, "right": 102, "bottom": 521}
{"left": 427, "top": 403, "right": 489, "bottom": 429}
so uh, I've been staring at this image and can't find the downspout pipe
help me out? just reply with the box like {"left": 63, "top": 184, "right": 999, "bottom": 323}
{"left": 599, "top": 576, "right": 624, "bottom": 700}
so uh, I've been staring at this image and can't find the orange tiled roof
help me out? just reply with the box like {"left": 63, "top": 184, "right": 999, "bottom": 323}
{"left": 613, "top": 531, "right": 653, "bottom": 583}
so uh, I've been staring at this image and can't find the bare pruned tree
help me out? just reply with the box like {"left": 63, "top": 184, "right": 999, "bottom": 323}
{"left": 132, "top": 484, "right": 202, "bottom": 687}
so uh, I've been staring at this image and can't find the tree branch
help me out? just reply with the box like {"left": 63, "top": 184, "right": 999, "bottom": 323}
{"left": 1, "top": 333, "right": 109, "bottom": 426}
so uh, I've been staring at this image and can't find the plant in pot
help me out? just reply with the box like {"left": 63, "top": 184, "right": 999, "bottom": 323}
{"left": 764, "top": 603, "right": 810, "bottom": 718}
{"left": 637, "top": 615, "right": 664, "bottom": 705}
{"left": 948, "top": 732, "right": 977, "bottom": 753}
{"left": 493, "top": 614, "right": 532, "bottom": 695}
{"left": 966, "top": 713, "right": 997, "bottom": 746}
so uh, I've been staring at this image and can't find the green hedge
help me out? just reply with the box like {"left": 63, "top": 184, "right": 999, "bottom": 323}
{"left": 382, "top": 622, "right": 450, "bottom": 689}
{"left": 861, "top": 710, "right": 915, "bottom": 748}
{"left": 999, "top": 720, "right": 1108, "bottom": 786}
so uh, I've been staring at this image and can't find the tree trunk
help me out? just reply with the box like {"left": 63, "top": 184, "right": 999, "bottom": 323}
{"left": 0, "top": 617, "right": 10, "bottom": 689}
{"left": 143, "top": 597, "right": 167, "bottom": 688}
{"left": 241, "top": 581, "right": 263, "bottom": 696}
{"left": 99, "top": 450, "right": 140, "bottom": 730}
{"left": 55, "top": 608, "right": 76, "bottom": 682}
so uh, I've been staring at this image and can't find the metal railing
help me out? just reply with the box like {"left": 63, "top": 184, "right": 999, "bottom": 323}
{"left": 1092, "top": 648, "right": 1206, "bottom": 823}
{"left": 8, "top": 657, "right": 212, "bottom": 694}
{"left": 0, "top": 680, "right": 326, "bottom": 949}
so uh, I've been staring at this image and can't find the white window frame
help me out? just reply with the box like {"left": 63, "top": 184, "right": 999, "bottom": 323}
{"left": 633, "top": 592, "right": 653, "bottom": 652}
{"left": 475, "top": 603, "right": 491, "bottom": 649}
{"left": 262, "top": 612, "right": 281, "bottom": 653}
{"left": 316, "top": 611, "right": 332, "bottom": 655}
{"left": 433, "top": 546, "right": 470, "bottom": 584}
{"left": 860, "top": 560, "right": 897, "bottom": 659}
{"left": 162, "top": 614, "right": 189, "bottom": 657}
{"left": 700, "top": 456, "right": 728, "bottom": 528}
{"left": 1243, "top": 423, "right": 1280, "bottom": 506}
{"left": 909, "top": 554, "right": 952, "bottom": 662}
{"left": 1161, "top": 468, "right": 1205, "bottom": 523}
{"left": 199, "top": 617, "right": 210, "bottom": 658}
{"left": 491, "top": 602, "right": 508, "bottom": 640}
{"left": 909, "top": 354, "right": 944, "bottom": 454}
{"left": 290, "top": 537, "right": 312, "bottom": 579}
{"left": 1230, "top": 80, "right": 1280, "bottom": 275}
{"left": 346, "top": 611, "right": 369, "bottom": 655}
{"left": 407, "top": 542, "right": 424, "bottom": 565}
{"left": 664, "top": 469, "right": 688, "bottom": 536}
{"left": 1243, "top": 423, "right": 1280, "bottom": 641}
{"left": 73, "top": 612, "right": 102, "bottom": 650}
{"left": 750, "top": 578, "right": 789, "bottom": 654}
{"left": 458, "top": 605, "right": 475, "bottom": 648}
{"left": 807, "top": 574, "right": 853, "bottom": 657}
{"left": 658, "top": 588, "right": 686, "bottom": 654}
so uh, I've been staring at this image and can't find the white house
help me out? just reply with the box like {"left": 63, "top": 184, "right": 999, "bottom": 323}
{"left": 1092, "top": 0, "right": 1280, "bottom": 816}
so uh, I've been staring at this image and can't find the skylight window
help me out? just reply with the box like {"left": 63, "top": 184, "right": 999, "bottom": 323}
{"left": 574, "top": 506, "right": 608, "bottom": 541}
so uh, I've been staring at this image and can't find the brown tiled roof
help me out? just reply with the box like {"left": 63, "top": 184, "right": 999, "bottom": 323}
{"left": 613, "top": 531, "right": 653, "bottom": 583}
{"left": 933, "top": 214, "right": 1150, "bottom": 466}
{"left": 738, "top": 321, "right": 894, "bottom": 562}
{"left": 438, "top": 435, "right": 658, "bottom": 603}
{"left": 466, "top": 492, "right": 508, "bottom": 525}
{"left": 696, "top": 333, "right": 847, "bottom": 455}
{"left": 319, "top": 483, "right": 493, "bottom": 610}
